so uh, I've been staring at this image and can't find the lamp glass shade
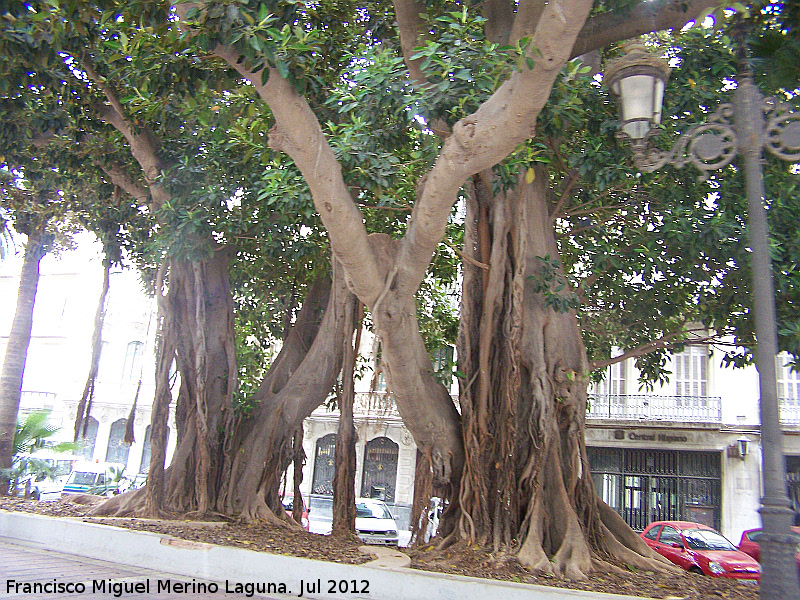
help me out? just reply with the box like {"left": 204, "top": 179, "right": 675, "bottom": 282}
{"left": 737, "top": 438, "right": 750, "bottom": 459}
{"left": 615, "top": 73, "right": 665, "bottom": 139}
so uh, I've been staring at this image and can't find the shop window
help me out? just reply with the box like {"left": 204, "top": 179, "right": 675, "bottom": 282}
{"left": 588, "top": 447, "right": 720, "bottom": 531}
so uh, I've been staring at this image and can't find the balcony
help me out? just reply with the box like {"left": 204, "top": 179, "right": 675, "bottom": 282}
{"left": 780, "top": 397, "right": 800, "bottom": 426}
{"left": 587, "top": 394, "right": 722, "bottom": 424}
{"left": 354, "top": 392, "right": 401, "bottom": 418}
{"left": 20, "top": 390, "right": 57, "bottom": 410}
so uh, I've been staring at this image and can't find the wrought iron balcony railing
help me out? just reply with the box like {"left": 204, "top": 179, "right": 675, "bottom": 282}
{"left": 20, "top": 390, "right": 57, "bottom": 408}
{"left": 779, "top": 397, "right": 800, "bottom": 426}
{"left": 587, "top": 394, "right": 722, "bottom": 424}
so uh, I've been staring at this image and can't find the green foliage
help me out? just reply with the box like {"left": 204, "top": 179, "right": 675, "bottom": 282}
{"left": 1, "top": 410, "right": 76, "bottom": 495}
{"left": 529, "top": 255, "right": 581, "bottom": 313}
{"left": 409, "top": 8, "right": 519, "bottom": 126}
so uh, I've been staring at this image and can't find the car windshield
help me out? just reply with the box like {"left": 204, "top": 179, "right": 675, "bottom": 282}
{"left": 683, "top": 529, "right": 736, "bottom": 551}
{"left": 69, "top": 472, "right": 98, "bottom": 485}
{"left": 356, "top": 502, "right": 392, "bottom": 520}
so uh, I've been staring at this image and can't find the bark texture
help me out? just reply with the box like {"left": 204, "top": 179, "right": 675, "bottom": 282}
{"left": 97, "top": 260, "right": 355, "bottom": 521}
{"left": 447, "top": 169, "right": 670, "bottom": 578}
{"left": 0, "top": 227, "right": 46, "bottom": 494}
{"left": 331, "top": 302, "right": 361, "bottom": 537}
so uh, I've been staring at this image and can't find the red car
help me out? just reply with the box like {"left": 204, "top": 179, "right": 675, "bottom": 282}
{"left": 640, "top": 521, "right": 761, "bottom": 581}
{"left": 738, "top": 526, "right": 800, "bottom": 577}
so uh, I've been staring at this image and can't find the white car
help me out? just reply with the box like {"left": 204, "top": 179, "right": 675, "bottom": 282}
{"left": 355, "top": 498, "right": 399, "bottom": 546}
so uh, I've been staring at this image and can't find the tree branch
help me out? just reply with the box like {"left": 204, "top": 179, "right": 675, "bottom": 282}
{"left": 211, "top": 45, "right": 386, "bottom": 307}
{"left": 101, "top": 165, "right": 149, "bottom": 204}
{"left": 510, "top": 0, "right": 548, "bottom": 44}
{"left": 571, "top": 0, "right": 720, "bottom": 58}
{"left": 80, "top": 54, "right": 168, "bottom": 203}
{"left": 590, "top": 327, "right": 718, "bottom": 371}
{"left": 483, "top": 0, "right": 514, "bottom": 45}
{"left": 393, "top": 0, "right": 429, "bottom": 86}
{"left": 393, "top": 0, "right": 594, "bottom": 298}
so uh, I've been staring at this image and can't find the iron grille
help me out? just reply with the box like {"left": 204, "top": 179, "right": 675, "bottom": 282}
{"left": 589, "top": 447, "right": 721, "bottom": 531}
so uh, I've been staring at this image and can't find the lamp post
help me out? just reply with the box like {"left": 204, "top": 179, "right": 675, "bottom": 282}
{"left": 605, "top": 41, "right": 800, "bottom": 599}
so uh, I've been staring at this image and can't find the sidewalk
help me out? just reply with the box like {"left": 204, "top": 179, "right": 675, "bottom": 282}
{"left": 0, "top": 510, "right": 647, "bottom": 600}
{"left": 1, "top": 539, "right": 285, "bottom": 599}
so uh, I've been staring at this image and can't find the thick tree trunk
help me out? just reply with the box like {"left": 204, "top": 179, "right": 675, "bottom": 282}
{"left": 331, "top": 302, "right": 362, "bottom": 537}
{"left": 95, "top": 249, "right": 237, "bottom": 517}
{"left": 98, "top": 260, "right": 355, "bottom": 522}
{"left": 74, "top": 252, "right": 111, "bottom": 442}
{"left": 0, "top": 227, "right": 46, "bottom": 495}
{"left": 445, "top": 169, "right": 670, "bottom": 578}
{"left": 216, "top": 261, "right": 356, "bottom": 523}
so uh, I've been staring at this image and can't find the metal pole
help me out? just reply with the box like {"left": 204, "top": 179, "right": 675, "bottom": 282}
{"left": 733, "top": 75, "right": 800, "bottom": 600}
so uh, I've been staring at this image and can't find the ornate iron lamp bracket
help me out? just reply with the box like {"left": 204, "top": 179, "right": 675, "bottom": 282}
{"left": 619, "top": 95, "right": 800, "bottom": 180}
{"left": 618, "top": 103, "right": 738, "bottom": 181}
{"left": 764, "top": 97, "right": 800, "bottom": 161}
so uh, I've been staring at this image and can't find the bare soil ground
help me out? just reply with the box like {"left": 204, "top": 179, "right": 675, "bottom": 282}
{"left": 0, "top": 497, "right": 758, "bottom": 599}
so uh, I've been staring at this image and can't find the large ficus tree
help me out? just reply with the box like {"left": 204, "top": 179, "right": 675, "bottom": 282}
{"left": 167, "top": 0, "right": 759, "bottom": 578}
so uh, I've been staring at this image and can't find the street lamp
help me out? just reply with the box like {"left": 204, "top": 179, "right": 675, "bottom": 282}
{"left": 605, "top": 41, "right": 800, "bottom": 599}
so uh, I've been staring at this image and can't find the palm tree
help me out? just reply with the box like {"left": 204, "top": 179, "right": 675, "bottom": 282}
{"left": 0, "top": 225, "right": 48, "bottom": 495}
{"left": 2, "top": 410, "right": 76, "bottom": 497}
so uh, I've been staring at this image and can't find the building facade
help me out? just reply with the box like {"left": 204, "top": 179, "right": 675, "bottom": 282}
{"left": 0, "top": 237, "right": 175, "bottom": 476}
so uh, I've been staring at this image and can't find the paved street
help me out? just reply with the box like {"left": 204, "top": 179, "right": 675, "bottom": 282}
{"left": 0, "top": 539, "right": 288, "bottom": 600}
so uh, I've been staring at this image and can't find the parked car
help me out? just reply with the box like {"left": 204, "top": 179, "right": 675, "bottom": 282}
{"left": 640, "top": 521, "right": 761, "bottom": 581}
{"left": 738, "top": 526, "right": 800, "bottom": 577}
{"left": 281, "top": 495, "right": 310, "bottom": 531}
{"left": 355, "top": 498, "right": 399, "bottom": 546}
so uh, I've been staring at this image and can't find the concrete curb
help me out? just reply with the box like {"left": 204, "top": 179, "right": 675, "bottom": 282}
{"left": 0, "top": 510, "right": 646, "bottom": 600}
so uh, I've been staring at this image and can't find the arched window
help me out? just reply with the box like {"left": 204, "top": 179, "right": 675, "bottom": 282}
{"left": 311, "top": 434, "right": 337, "bottom": 496}
{"left": 77, "top": 416, "right": 99, "bottom": 461}
{"left": 139, "top": 425, "right": 170, "bottom": 473}
{"left": 361, "top": 436, "right": 399, "bottom": 503}
{"left": 105, "top": 418, "right": 130, "bottom": 465}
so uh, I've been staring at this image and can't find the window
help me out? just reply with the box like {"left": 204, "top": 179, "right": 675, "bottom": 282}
{"left": 139, "top": 425, "right": 170, "bottom": 474}
{"left": 658, "top": 526, "right": 682, "bottom": 545}
{"left": 777, "top": 353, "right": 800, "bottom": 401}
{"left": 595, "top": 360, "right": 627, "bottom": 397}
{"left": 311, "top": 434, "right": 337, "bottom": 496}
{"left": 673, "top": 345, "right": 708, "bottom": 397}
{"left": 105, "top": 418, "right": 131, "bottom": 465}
{"left": 643, "top": 526, "right": 660, "bottom": 541}
{"left": 77, "top": 417, "right": 99, "bottom": 461}
{"left": 122, "top": 341, "right": 145, "bottom": 381}
{"left": 375, "top": 372, "right": 387, "bottom": 392}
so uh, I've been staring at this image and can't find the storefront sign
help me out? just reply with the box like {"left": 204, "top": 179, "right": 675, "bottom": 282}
{"left": 614, "top": 430, "right": 689, "bottom": 444}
